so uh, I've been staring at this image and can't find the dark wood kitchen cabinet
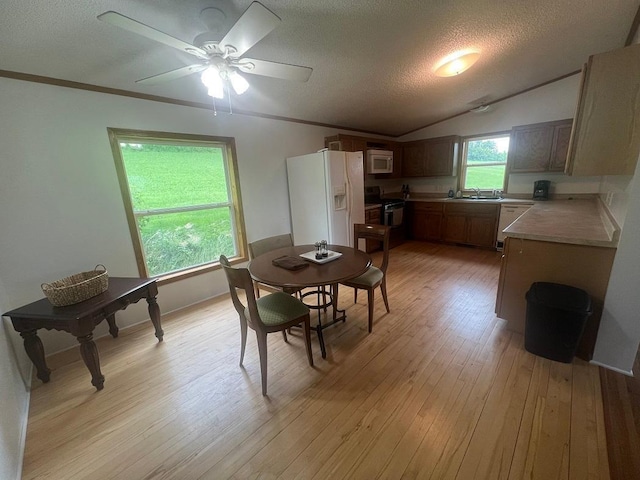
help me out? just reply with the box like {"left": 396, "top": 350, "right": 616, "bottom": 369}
{"left": 507, "top": 119, "right": 573, "bottom": 173}
{"left": 408, "top": 202, "right": 443, "bottom": 241}
{"left": 402, "top": 135, "right": 459, "bottom": 177}
{"left": 324, "top": 134, "right": 402, "bottom": 177}
{"left": 442, "top": 203, "right": 499, "bottom": 248}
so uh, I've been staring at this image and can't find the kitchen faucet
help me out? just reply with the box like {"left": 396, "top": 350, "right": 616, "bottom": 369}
{"left": 473, "top": 187, "right": 481, "bottom": 198}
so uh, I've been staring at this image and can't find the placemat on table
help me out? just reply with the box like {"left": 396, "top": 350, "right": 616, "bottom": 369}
{"left": 272, "top": 255, "right": 309, "bottom": 270}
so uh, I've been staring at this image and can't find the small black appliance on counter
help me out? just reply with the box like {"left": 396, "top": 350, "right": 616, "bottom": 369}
{"left": 533, "top": 180, "right": 550, "bottom": 200}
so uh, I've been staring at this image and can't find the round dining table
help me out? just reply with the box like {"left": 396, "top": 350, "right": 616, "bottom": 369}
{"left": 248, "top": 244, "right": 371, "bottom": 358}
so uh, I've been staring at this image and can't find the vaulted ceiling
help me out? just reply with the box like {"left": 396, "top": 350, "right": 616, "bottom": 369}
{"left": 1, "top": 0, "right": 638, "bottom": 136}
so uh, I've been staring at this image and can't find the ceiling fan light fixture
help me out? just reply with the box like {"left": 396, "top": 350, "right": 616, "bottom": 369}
{"left": 201, "top": 66, "right": 224, "bottom": 99}
{"left": 228, "top": 70, "right": 249, "bottom": 95}
{"left": 434, "top": 50, "right": 480, "bottom": 77}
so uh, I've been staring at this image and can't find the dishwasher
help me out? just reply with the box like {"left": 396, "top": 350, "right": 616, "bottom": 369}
{"left": 496, "top": 204, "right": 532, "bottom": 250}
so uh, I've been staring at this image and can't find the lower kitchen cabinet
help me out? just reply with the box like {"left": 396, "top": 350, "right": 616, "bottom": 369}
{"left": 496, "top": 237, "right": 616, "bottom": 360}
{"left": 408, "top": 201, "right": 498, "bottom": 248}
{"left": 408, "top": 202, "right": 443, "bottom": 241}
{"left": 442, "top": 203, "right": 499, "bottom": 248}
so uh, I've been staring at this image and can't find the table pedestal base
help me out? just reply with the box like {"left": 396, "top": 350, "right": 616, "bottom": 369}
{"left": 300, "top": 284, "right": 346, "bottom": 359}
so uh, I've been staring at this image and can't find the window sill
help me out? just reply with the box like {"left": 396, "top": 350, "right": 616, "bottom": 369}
{"left": 156, "top": 255, "right": 248, "bottom": 286}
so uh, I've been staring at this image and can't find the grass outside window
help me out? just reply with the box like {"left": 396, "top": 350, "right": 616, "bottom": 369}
{"left": 108, "top": 129, "right": 246, "bottom": 280}
{"left": 461, "top": 134, "right": 510, "bottom": 192}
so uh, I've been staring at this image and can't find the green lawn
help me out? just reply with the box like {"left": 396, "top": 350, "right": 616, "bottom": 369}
{"left": 463, "top": 165, "right": 506, "bottom": 190}
{"left": 121, "top": 145, "right": 236, "bottom": 275}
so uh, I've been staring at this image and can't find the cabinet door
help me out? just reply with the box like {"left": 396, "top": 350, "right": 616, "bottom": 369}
{"left": 402, "top": 142, "right": 427, "bottom": 176}
{"left": 442, "top": 214, "right": 467, "bottom": 243}
{"left": 411, "top": 211, "right": 429, "bottom": 240}
{"left": 508, "top": 125, "right": 554, "bottom": 172}
{"left": 467, "top": 215, "right": 498, "bottom": 247}
{"left": 425, "top": 212, "right": 443, "bottom": 240}
{"left": 425, "top": 137, "right": 456, "bottom": 176}
{"left": 549, "top": 123, "right": 572, "bottom": 172}
{"left": 352, "top": 137, "right": 367, "bottom": 153}
{"left": 567, "top": 43, "right": 640, "bottom": 176}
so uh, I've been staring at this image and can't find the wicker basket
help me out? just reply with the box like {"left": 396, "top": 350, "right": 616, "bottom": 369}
{"left": 41, "top": 265, "right": 109, "bottom": 307}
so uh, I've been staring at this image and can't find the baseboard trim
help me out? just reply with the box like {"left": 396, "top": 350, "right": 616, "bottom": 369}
{"left": 589, "top": 359, "right": 633, "bottom": 376}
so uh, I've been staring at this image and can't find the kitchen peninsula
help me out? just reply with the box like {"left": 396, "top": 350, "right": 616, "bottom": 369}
{"left": 495, "top": 197, "right": 619, "bottom": 360}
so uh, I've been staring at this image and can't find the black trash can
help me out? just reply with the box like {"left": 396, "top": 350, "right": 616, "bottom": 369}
{"left": 524, "top": 282, "right": 592, "bottom": 363}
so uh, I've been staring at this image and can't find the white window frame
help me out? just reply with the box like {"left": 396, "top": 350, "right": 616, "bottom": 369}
{"left": 459, "top": 131, "right": 510, "bottom": 194}
{"left": 108, "top": 128, "right": 247, "bottom": 283}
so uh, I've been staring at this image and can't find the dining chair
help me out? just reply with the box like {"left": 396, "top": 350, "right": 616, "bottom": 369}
{"left": 340, "top": 224, "right": 391, "bottom": 333}
{"left": 248, "top": 233, "right": 301, "bottom": 298}
{"left": 219, "top": 255, "right": 314, "bottom": 396}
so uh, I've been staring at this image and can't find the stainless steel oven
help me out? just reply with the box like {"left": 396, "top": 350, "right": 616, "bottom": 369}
{"left": 384, "top": 201, "right": 404, "bottom": 227}
{"left": 364, "top": 186, "right": 405, "bottom": 228}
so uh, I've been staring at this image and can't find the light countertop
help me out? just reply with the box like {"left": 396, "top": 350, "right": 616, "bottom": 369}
{"left": 503, "top": 198, "right": 619, "bottom": 248}
{"left": 405, "top": 197, "right": 534, "bottom": 205}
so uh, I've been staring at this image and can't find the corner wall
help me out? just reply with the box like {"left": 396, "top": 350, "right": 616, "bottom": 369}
{"left": 0, "top": 77, "right": 340, "bottom": 354}
{"left": 0, "top": 274, "right": 31, "bottom": 480}
{"left": 592, "top": 155, "right": 640, "bottom": 374}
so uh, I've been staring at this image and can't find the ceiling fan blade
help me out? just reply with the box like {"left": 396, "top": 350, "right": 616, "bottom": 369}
{"left": 98, "top": 11, "right": 208, "bottom": 60}
{"left": 219, "top": 2, "right": 281, "bottom": 58}
{"left": 238, "top": 58, "right": 312, "bottom": 82}
{"left": 136, "top": 64, "right": 207, "bottom": 85}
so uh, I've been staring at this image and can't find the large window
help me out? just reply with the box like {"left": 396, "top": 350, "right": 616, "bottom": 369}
{"left": 460, "top": 134, "right": 510, "bottom": 192}
{"left": 108, "top": 129, "right": 246, "bottom": 279}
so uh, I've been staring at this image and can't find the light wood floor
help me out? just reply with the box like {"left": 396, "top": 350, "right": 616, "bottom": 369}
{"left": 22, "top": 241, "right": 610, "bottom": 479}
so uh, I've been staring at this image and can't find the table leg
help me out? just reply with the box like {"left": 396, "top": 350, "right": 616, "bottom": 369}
{"left": 316, "top": 324, "right": 327, "bottom": 359}
{"left": 77, "top": 333, "right": 105, "bottom": 391}
{"left": 106, "top": 314, "right": 119, "bottom": 338}
{"left": 20, "top": 330, "right": 51, "bottom": 383}
{"left": 146, "top": 294, "right": 164, "bottom": 342}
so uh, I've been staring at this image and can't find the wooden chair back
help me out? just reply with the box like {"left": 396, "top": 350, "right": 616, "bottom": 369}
{"left": 353, "top": 223, "right": 391, "bottom": 274}
{"left": 219, "top": 255, "right": 264, "bottom": 331}
{"left": 248, "top": 234, "right": 294, "bottom": 259}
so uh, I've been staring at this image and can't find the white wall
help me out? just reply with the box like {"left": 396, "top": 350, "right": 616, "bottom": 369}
{"left": 394, "top": 74, "right": 603, "bottom": 196}
{"left": 0, "top": 274, "right": 31, "bottom": 480}
{"left": 592, "top": 157, "right": 640, "bottom": 374}
{"left": 0, "top": 75, "right": 349, "bottom": 477}
{"left": 0, "top": 76, "right": 342, "bottom": 355}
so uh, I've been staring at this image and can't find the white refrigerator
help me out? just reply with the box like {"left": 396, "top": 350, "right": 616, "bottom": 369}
{"left": 286, "top": 150, "right": 365, "bottom": 247}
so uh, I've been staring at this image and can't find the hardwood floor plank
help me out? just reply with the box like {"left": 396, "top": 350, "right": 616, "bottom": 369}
{"left": 20, "top": 242, "right": 611, "bottom": 480}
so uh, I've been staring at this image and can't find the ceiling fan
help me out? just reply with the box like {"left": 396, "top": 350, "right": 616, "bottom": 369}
{"left": 97, "top": 2, "right": 312, "bottom": 100}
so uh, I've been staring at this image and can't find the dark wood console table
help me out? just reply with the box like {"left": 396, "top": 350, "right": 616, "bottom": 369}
{"left": 3, "top": 277, "right": 163, "bottom": 391}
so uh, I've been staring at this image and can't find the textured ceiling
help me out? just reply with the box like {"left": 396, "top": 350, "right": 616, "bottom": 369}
{"left": 1, "top": 0, "right": 638, "bottom": 136}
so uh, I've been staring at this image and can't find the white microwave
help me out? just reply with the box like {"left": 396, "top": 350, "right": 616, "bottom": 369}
{"left": 367, "top": 149, "right": 394, "bottom": 174}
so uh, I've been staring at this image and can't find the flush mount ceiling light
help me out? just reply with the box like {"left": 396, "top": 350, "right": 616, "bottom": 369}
{"left": 434, "top": 50, "right": 481, "bottom": 77}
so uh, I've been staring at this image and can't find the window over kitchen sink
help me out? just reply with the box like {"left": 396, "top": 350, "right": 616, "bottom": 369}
{"left": 460, "top": 133, "right": 510, "bottom": 192}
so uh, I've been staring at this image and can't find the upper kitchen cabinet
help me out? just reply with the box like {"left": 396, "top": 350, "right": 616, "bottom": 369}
{"left": 325, "top": 134, "right": 367, "bottom": 153}
{"left": 566, "top": 43, "right": 640, "bottom": 176}
{"left": 402, "top": 135, "right": 459, "bottom": 177}
{"left": 507, "top": 119, "right": 573, "bottom": 173}
{"left": 324, "top": 134, "right": 402, "bottom": 178}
